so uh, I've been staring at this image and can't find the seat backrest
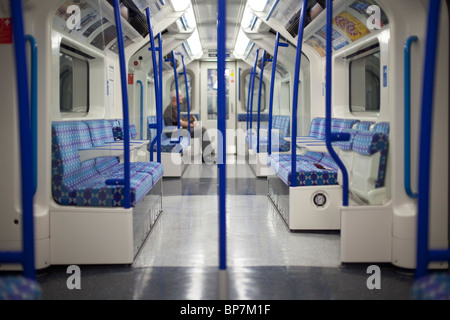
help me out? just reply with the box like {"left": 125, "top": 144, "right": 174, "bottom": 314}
{"left": 51, "top": 121, "right": 98, "bottom": 196}
{"left": 351, "top": 131, "right": 389, "bottom": 202}
{"left": 84, "top": 120, "right": 115, "bottom": 146}
{"left": 309, "top": 117, "right": 326, "bottom": 139}
{"left": 272, "top": 115, "right": 290, "bottom": 136}
{"left": 331, "top": 118, "right": 360, "bottom": 133}
{"left": 373, "top": 122, "right": 390, "bottom": 135}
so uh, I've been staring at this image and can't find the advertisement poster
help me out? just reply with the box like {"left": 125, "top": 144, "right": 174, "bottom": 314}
{"left": 305, "top": 36, "right": 326, "bottom": 58}
{"left": 333, "top": 11, "right": 371, "bottom": 42}
{"left": 316, "top": 25, "right": 350, "bottom": 51}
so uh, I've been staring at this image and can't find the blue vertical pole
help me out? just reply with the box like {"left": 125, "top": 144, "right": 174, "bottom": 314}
{"left": 10, "top": 0, "right": 35, "bottom": 280}
{"left": 218, "top": 0, "right": 228, "bottom": 300}
{"left": 181, "top": 55, "right": 192, "bottom": 137}
{"left": 113, "top": 0, "right": 131, "bottom": 209}
{"left": 146, "top": 8, "right": 162, "bottom": 163}
{"left": 268, "top": 33, "right": 288, "bottom": 155}
{"left": 158, "top": 33, "right": 163, "bottom": 163}
{"left": 249, "top": 49, "right": 260, "bottom": 150}
{"left": 404, "top": 36, "right": 419, "bottom": 199}
{"left": 137, "top": 80, "right": 144, "bottom": 140}
{"left": 25, "top": 35, "right": 38, "bottom": 196}
{"left": 256, "top": 51, "right": 271, "bottom": 154}
{"left": 324, "top": 0, "right": 350, "bottom": 206}
{"left": 291, "top": 0, "right": 309, "bottom": 187}
{"left": 166, "top": 52, "right": 181, "bottom": 141}
{"left": 246, "top": 67, "right": 253, "bottom": 132}
{"left": 416, "top": 0, "right": 442, "bottom": 279}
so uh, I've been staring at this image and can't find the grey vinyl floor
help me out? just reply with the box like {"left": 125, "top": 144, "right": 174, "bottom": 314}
{"left": 34, "top": 158, "right": 417, "bottom": 301}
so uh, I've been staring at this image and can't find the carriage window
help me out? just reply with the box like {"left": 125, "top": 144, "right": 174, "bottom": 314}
{"left": 60, "top": 50, "right": 90, "bottom": 113}
{"left": 349, "top": 50, "right": 381, "bottom": 113}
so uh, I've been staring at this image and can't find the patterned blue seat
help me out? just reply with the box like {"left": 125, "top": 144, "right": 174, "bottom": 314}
{"left": 308, "top": 117, "right": 360, "bottom": 141}
{"left": 52, "top": 121, "right": 163, "bottom": 208}
{"left": 111, "top": 122, "right": 139, "bottom": 141}
{"left": 238, "top": 113, "right": 270, "bottom": 122}
{"left": 269, "top": 156, "right": 338, "bottom": 187}
{"left": 247, "top": 115, "right": 291, "bottom": 152}
{"left": 147, "top": 116, "right": 189, "bottom": 153}
{"left": 84, "top": 120, "right": 116, "bottom": 146}
{"left": 335, "top": 122, "right": 373, "bottom": 151}
{"left": 373, "top": 122, "right": 390, "bottom": 135}
{"left": 413, "top": 273, "right": 450, "bottom": 300}
{"left": 352, "top": 131, "right": 389, "bottom": 196}
{"left": 0, "top": 276, "right": 41, "bottom": 300}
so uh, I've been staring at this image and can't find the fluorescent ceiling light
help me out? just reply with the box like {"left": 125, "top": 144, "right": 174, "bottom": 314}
{"left": 248, "top": 0, "right": 268, "bottom": 12}
{"left": 241, "top": 4, "right": 254, "bottom": 28}
{"left": 184, "top": 6, "right": 196, "bottom": 28}
{"left": 187, "top": 29, "right": 203, "bottom": 56}
{"left": 171, "top": 0, "right": 190, "bottom": 12}
{"left": 234, "top": 29, "right": 250, "bottom": 56}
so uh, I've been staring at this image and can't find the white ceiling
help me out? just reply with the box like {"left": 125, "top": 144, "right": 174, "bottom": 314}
{"left": 191, "top": 0, "right": 247, "bottom": 53}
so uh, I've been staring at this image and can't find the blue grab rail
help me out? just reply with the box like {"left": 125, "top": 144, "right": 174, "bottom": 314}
{"left": 246, "top": 67, "right": 254, "bottom": 132}
{"left": 113, "top": 0, "right": 131, "bottom": 209}
{"left": 249, "top": 49, "right": 260, "bottom": 150}
{"left": 158, "top": 33, "right": 163, "bottom": 156}
{"left": 166, "top": 51, "right": 182, "bottom": 142}
{"left": 290, "top": 0, "right": 309, "bottom": 187}
{"left": 137, "top": 80, "right": 144, "bottom": 140}
{"left": 0, "top": 0, "right": 37, "bottom": 279}
{"left": 25, "top": 35, "right": 38, "bottom": 196}
{"left": 268, "top": 32, "right": 288, "bottom": 155}
{"left": 324, "top": 0, "right": 351, "bottom": 206}
{"left": 146, "top": 8, "right": 162, "bottom": 163}
{"left": 180, "top": 55, "right": 192, "bottom": 137}
{"left": 404, "top": 36, "right": 419, "bottom": 199}
{"left": 416, "top": 0, "right": 450, "bottom": 279}
{"left": 256, "top": 51, "right": 272, "bottom": 153}
{"left": 218, "top": 0, "right": 227, "bottom": 273}
{"left": 266, "top": 0, "right": 280, "bottom": 21}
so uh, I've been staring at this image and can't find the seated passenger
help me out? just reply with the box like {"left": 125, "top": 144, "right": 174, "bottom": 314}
{"left": 163, "top": 90, "right": 215, "bottom": 163}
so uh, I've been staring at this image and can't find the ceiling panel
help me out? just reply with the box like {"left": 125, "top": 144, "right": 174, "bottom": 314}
{"left": 192, "top": 0, "right": 246, "bottom": 53}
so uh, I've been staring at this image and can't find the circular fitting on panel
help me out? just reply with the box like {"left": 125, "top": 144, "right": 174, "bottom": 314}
{"left": 312, "top": 192, "right": 327, "bottom": 209}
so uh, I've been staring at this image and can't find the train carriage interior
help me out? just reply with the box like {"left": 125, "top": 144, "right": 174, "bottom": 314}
{"left": 0, "top": 0, "right": 449, "bottom": 301}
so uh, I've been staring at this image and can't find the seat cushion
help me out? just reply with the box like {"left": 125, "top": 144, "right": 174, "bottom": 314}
{"left": 0, "top": 276, "right": 41, "bottom": 300}
{"left": 413, "top": 273, "right": 450, "bottom": 300}
{"left": 270, "top": 156, "right": 338, "bottom": 187}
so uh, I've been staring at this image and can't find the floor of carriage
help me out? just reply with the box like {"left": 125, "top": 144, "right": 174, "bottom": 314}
{"left": 35, "top": 157, "right": 416, "bottom": 300}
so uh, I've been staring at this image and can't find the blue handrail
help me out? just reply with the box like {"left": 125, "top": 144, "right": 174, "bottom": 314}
{"left": 157, "top": 33, "right": 163, "bottom": 163}
{"left": 218, "top": 0, "right": 227, "bottom": 275}
{"left": 268, "top": 32, "right": 288, "bottom": 155}
{"left": 249, "top": 49, "right": 260, "bottom": 150}
{"left": 166, "top": 51, "right": 182, "bottom": 142}
{"left": 290, "top": 0, "right": 309, "bottom": 187}
{"left": 404, "top": 36, "right": 419, "bottom": 199}
{"left": 113, "top": 0, "right": 131, "bottom": 209}
{"left": 180, "top": 55, "right": 192, "bottom": 137}
{"left": 256, "top": 51, "right": 272, "bottom": 153}
{"left": 246, "top": 67, "right": 253, "bottom": 132}
{"left": 146, "top": 8, "right": 162, "bottom": 163}
{"left": 324, "top": 0, "right": 351, "bottom": 206}
{"left": 6, "top": 0, "right": 36, "bottom": 279}
{"left": 416, "top": 0, "right": 449, "bottom": 279}
{"left": 266, "top": 0, "right": 280, "bottom": 21}
{"left": 137, "top": 80, "right": 144, "bottom": 140}
{"left": 25, "top": 35, "right": 38, "bottom": 196}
